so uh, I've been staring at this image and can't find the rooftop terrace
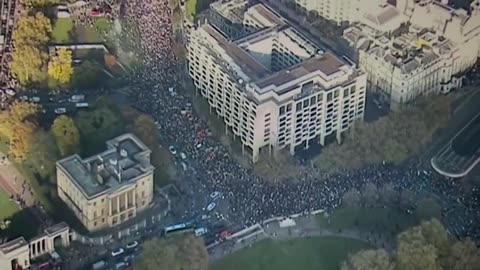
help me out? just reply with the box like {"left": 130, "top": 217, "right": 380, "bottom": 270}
{"left": 57, "top": 133, "right": 153, "bottom": 199}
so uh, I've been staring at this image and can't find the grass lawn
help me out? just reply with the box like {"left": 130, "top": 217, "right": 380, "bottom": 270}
{"left": 316, "top": 207, "right": 419, "bottom": 235}
{"left": 212, "top": 237, "right": 370, "bottom": 270}
{"left": 53, "top": 17, "right": 112, "bottom": 44}
{"left": 0, "top": 188, "right": 18, "bottom": 220}
{"left": 52, "top": 18, "right": 74, "bottom": 43}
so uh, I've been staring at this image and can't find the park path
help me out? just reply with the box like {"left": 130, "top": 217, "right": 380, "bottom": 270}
{"left": 209, "top": 215, "right": 395, "bottom": 262}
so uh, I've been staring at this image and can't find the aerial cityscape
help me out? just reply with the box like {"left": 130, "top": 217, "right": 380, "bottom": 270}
{"left": 0, "top": 0, "right": 479, "bottom": 269}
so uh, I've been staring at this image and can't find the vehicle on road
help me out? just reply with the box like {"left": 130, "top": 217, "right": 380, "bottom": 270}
{"left": 126, "top": 241, "right": 138, "bottom": 250}
{"left": 54, "top": 107, "right": 67, "bottom": 114}
{"left": 194, "top": 227, "right": 208, "bottom": 236}
{"left": 75, "top": 102, "right": 89, "bottom": 108}
{"left": 30, "top": 96, "right": 40, "bottom": 103}
{"left": 209, "top": 191, "right": 221, "bottom": 200}
{"left": 164, "top": 223, "right": 194, "bottom": 236}
{"left": 206, "top": 202, "right": 216, "bottom": 212}
{"left": 111, "top": 247, "right": 124, "bottom": 257}
{"left": 92, "top": 260, "right": 107, "bottom": 270}
{"left": 115, "top": 261, "right": 128, "bottom": 270}
{"left": 69, "top": 94, "right": 85, "bottom": 102}
{"left": 168, "top": 146, "right": 177, "bottom": 155}
{"left": 19, "top": 95, "right": 28, "bottom": 101}
{"left": 180, "top": 152, "right": 187, "bottom": 160}
{"left": 181, "top": 162, "right": 188, "bottom": 171}
{"left": 5, "top": 89, "right": 15, "bottom": 96}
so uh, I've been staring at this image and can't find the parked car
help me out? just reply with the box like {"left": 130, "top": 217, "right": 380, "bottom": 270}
{"left": 209, "top": 191, "right": 221, "bottom": 200}
{"left": 111, "top": 247, "right": 124, "bottom": 257}
{"left": 180, "top": 152, "right": 187, "bottom": 160}
{"left": 168, "top": 146, "right": 177, "bottom": 155}
{"left": 75, "top": 102, "right": 89, "bottom": 108}
{"left": 206, "top": 202, "right": 216, "bottom": 212}
{"left": 126, "top": 241, "right": 138, "bottom": 250}
{"left": 54, "top": 107, "right": 67, "bottom": 114}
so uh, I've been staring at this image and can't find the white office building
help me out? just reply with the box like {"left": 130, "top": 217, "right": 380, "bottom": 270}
{"left": 188, "top": 3, "right": 367, "bottom": 162}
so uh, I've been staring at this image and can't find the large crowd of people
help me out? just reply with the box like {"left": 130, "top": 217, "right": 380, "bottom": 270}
{"left": 123, "top": 0, "right": 480, "bottom": 244}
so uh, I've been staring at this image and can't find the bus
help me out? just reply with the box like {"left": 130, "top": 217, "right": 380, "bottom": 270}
{"left": 164, "top": 223, "right": 193, "bottom": 236}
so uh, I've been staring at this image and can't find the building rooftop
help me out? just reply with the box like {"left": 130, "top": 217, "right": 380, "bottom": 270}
{"left": 254, "top": 53, "right": 346, "bottom": 92}
{"left": 0, "top": 237, "right": 28, "bottom": 255}
{"left": 210, "top": 0, "right": 247, "bottom": 23}
{"left": 57, "top": 133, "right": 153, "bottom": 199}
{"left": 248, "top": 4, "right": 285, "bottom": 26}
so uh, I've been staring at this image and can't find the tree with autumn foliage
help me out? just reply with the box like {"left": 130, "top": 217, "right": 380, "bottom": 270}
{"left": 51, "top": 115, "right": 80, "bottom": 157}
{"left": 10, "top": 12, "right": 51, "bottom": 86}
{"left": 48, "top": 48, "right": 74, "bottom": 86}
{"left": 104, "top": 54, "right": 117, "bottom": 69}
{"left": 0, "top": 101, "right": 40, "bottom": 161}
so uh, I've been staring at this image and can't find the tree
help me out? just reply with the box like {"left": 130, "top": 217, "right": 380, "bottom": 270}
{"left": 134, "top": 234, "right": 208, "bottom": 270}
{"left": 445, "top": 238, "right": 480, "bottom": 270}
{"left": 71, "top": 60, "right": 102, "bottom": 89}
{"left": 342, "top": 249, "right": 393, "bottom": 270}
{"left": 10, "top": 45, "right": 48, "bottom": 86}
{"left": 342, "top": 188, "right": 361, "bottom": 207}
{"left": 21, "top": 0, "right": 59, "bottom": 8}
{"left": 9, "top": 122, "right": 36, "bottom": 162}
{"left": 51, "top": 115, "right": 80, "bottom": 157}
{"left": 74, "top": 106, "right": 124, "bottom": 154}
{"left": 130, "top": 114, "right": 158, "bottom": 149}
{"left": 27, "top": 129, "right": 59, "bottom": 179}
{"left": 0, "top": 101, "right": 39, "bottom": 139}
{"left": 13, "top": 13, "right": 51, "bottom": 48}
{"left": 48, "top": 48, "right": 74, "bottom": 85}
{"left": 395, "top": 219, "right": 450, "bottom": 270}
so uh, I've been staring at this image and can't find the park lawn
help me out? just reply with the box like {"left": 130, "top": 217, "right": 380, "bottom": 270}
{"left": 0, "top": 188, "right": 18, "bottom": 220}
{"left": 212, "top": 237, "right": 370, "bottom": 270}
{"left": 76, "top": 18, "right": 112, "bottom": 43}
{"left": 52, "top": 18, "right": 74, "bottom": 43}
{"left": 316, "top": 207, "right": 419, "bottom": 235}
{"left": 53, "top": 17, "right": 112, "bottom": 43}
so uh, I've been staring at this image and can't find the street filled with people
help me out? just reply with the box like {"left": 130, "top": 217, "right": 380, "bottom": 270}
{"left": 122, "top": 0, "right": 480, "bottom": 246}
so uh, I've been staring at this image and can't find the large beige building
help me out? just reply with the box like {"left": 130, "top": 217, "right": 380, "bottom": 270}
{"left": 188, "top": 3, "right": 367, "bottom": 162}
{"left": 292, "top": 0, "right": 407, "bottom": 32}
{"left": 343, "top": 0, "right": 480, "bottom": 109}
{"left": 56, "top": 133, "right": 154, "bottom": 232}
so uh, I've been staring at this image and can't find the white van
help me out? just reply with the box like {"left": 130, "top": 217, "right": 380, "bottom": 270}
{"left": 115, "top": 262, "right": 128, "bottom": 269}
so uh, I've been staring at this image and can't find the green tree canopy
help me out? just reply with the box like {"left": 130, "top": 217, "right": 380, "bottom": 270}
{"left": 134, "top": 234, "right": 208, "bottom": 270}
{"left": 27, "top": 129, "right": 60, "bottom": 179}
{"left": 71, "top": 60, "right": 102, "bottom": 89}
{"left": 21, "top": 0, "right": 59, "bottom": 8}
{"left": 51, "top": 115, "right": 80, "bottom": 157}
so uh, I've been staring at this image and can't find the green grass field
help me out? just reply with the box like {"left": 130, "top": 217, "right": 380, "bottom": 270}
{"left": 316, "top": 207, "right": 419, "bottom": 235}
{"left": 0, "top": 188, "right": 18, "bottom": 220}
{"left": 52, "top": 18, "right": 75, "bottom": 43}
{"left": 212, "top": 237, "right": 370, "bottom": 270}
{"left": 52, "top": 17, "right": 111, "bottom": 44}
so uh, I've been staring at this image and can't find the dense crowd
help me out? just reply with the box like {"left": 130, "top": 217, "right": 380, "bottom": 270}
{"left": 122, "top": 0, "right": 480, "bottom": 244}
{"left": 0, "top": 0, "right": 18, "bottom": 108}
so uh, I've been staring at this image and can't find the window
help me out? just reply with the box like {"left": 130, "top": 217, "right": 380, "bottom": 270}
{"left": 287, "top": 103, "right": 292, "bottom": 112}
{"left": 343, "top": 88, "right": 349, "bottom": 96}
{"left": 142, "top": 191, "right": 145, "bottom": 198}
{"left": 93, "top": 211, "right": 97, "bottom": 218}
{"left": 350, "top": 85, "right": 356, "bottom": 94}
{"left": 303, "top": 99, "right": 309, "bottom": 107}
{"left": 94, "top": 221, "right": 97, "bottom": 227}
{"left": 296, "top": 102, "right": 302, "bottom": 110}
{"left": 327, "top": 92, "right": 333, "bottom": 101}
{"left": 279, "top": 106, "right": 286, "bottom": 115}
